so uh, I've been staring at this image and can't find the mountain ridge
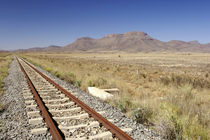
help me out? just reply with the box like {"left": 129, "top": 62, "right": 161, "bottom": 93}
{"left": 18, "top": 31, "right": 210, "bottom": 53}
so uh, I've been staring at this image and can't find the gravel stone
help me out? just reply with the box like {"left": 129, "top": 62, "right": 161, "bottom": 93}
{"left": 0, "top": 58, "right": 51, "bottom": 140}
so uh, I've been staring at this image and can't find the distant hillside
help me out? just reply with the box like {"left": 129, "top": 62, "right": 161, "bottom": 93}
{"left": 19, "top": 45, "right": 61, "bottom": 52}
{"left": 19, "top": 31, "right": 210, "bottom": 53}
{"left": 0, "top": 50, "right": 10, "bottom": 53}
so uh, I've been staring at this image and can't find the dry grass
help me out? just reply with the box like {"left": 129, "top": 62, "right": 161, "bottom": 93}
{"left": 0, "top": 53, "right": 13, "bottom": 111}
{"left": 19, "top": 52, "right": 210, "bottom": 139}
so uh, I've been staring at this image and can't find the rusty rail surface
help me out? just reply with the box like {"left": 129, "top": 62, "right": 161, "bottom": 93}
{"left": 19, "top": 57, "right": 134, "bottom": 140}
{"left": 17, "top": 57, "right": 64, "bottom": 140}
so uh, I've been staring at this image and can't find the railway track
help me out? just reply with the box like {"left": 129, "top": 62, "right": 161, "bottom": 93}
{"left": 17, "top": 57, "right": 133, "bottom": 140}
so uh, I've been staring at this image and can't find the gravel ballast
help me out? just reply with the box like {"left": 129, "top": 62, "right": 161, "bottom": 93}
{"left": 0, "top": 58, "right": 51, "bottom": 139}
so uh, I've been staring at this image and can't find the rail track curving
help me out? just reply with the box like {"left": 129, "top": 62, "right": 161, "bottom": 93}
{"left": 17, "top": 57, "right": 133, "bottom": 140}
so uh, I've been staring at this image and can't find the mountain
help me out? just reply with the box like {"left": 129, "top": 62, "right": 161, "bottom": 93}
{"left": 19, "top": 45, "right": 61, "bottom": 52}
{"left": 43, "top": 45, "right": 62, "bottom": 51}
{"left": 63, "top": 31, "right": 210, "bottom": 52}
{"left": 63, "top": 32, "right": 167, "bottom": 52}
{"left": 18, "top": 31, "right": 210, "bottom": 53}
{"left": 0, "top": 50, "right": 10, "bottom": 53}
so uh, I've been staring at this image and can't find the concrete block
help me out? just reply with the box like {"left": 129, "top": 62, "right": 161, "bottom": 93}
{"left": 23, "top": 95, "right": 33, "bottom": 100}
{"left": 89, "top": 121, "right": 99, "bottom": 127}
{"left": 53, "top": 113, "right": 89, "bottom": 120}
{"left": 31, "top": 127, "right": 47, "bottom": 135}
{"left": 26, "top": 105, "right": 37, "bottom": 109}
{"left": 88, "top": 87, "right": 113, "bottom": 100}
{"left": 59, "top": 124, "right": 87, "bottom": 130}
{"left": 89, "top": 131, "right": 112, "bottom": 139}
{"left": 65, "top": 138, "right": 86, "bottom": 140}
{"left": 49, "top": 107, "right": 81, "bottom": 113}
{"left": 89, "top": 128, "right": 132, "bottom": 139}
{"left": 29, "top": 118, "right": 43, "bottom": 125}
{"left": 25, "top": 100, "right": 35, "bottom": 105}
{"left": 27, "top": 111, "right": 40, "bottom": 117}
{"left": 43, "top": 98, "right": 69, "bottom": 103}
{"left": 46, "top": 102, "right": 75, "bottom": 108}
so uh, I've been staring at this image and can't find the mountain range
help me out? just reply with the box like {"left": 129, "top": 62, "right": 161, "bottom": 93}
{"left": 19, "top": 31, "right": 210, "bottom": 53}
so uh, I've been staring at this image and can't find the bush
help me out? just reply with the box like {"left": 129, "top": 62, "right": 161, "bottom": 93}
{"left": 87, "top": 80, "right": 95, "bottom": 87}
{"left": 0, "top": 80, "right": 3, "bottom": 88}
{"left": 54, "top": 71, "right": 61, "bottom": 78}
{"left": 133, "top": 106, "right": 153, "bottom": 124}
{"left": 160, "top": 73, "right": 210, "bottom": 88}
{"left": 160, "top": 100, "right": 209, "bottom": 140}
{"left": 160, "top": 76, "right": 171, "bottom": 85}
{"left": 171, "top": 74, "right": 183, "bottom": 86}
{"left": 75, "top": 80, "right": 81, "bottom": 87}
{"left": 205, "top": 73, "right": 209, "bottom": 78}
{"left": 65, "top": 73, "right": 76, "bottom": 84}
{"left": 87, "top": 77, "right": 108, "bottom": 88}
{"left": 46, "top": 67, "right": 52, "bottom": 73}
{"left": 0, "top": 102, "right": 3, "bottom": 111}
{"left": 160, "top": 103, "right": 183, "bottom": 139}
{"left": 118, "top": 97, "right": 133, "bottom": 113}
{"left": 95, "top": 77, "right": 107, "bottom": 87}
{"left": 141, "top": 73, "right": 147, "bottom": 78}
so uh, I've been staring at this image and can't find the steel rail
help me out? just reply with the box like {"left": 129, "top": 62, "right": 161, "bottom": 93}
{"left": 20, "top": 57, "right": 134, "bottom": 140}
{"left": 16, "top": 57, "right": 64, "bottom": 140}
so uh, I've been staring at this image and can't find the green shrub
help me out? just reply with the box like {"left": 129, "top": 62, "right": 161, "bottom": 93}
{"left": 0, "top": 102, "right": 3, "bottom": 111}
{"left": 171, "top": 74, "right": 183, "bottom": 86}
{"left": 160, "top": 103, "right": 183, "bottom": 139}
{"left": 133, "top": 106, "right": 153, "bottom": 124}
{"left": 87, "top": 80, "right": 95, "bottom": 87}
{"left": 160, "top": 76, "right": 171, "bottom": 85}
{"left": 141, "top": 73, "right": 147, "bottom": 79}
{"left": 0, "top": 81, "right": 4, "bottom": 89}
{"left": 75, "top": 80, "right": 81, "bottom": 87}
{"left": 95, "top": 77, "right": 107, "bottom": 88}
{"left": 65, "top": 73, "right": 76, "bottom": 84}
{"left": 205, "top": 73, "right": 209, "bottom": 78}
{"left": 54, "top": 71, "right": 61, "bottom": 78}
{"left": 160, "top": 101, "right": 209, "bottom": 140}
{"left": 118, "top": 97, "right": 133, "bottom": 113}
{"left": 46, "top": 67, "right": 52, "bottom": 73}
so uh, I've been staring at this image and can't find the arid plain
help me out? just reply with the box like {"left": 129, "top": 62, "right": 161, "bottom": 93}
{"left": 18, "top": 52, "right": 210, "bottom": 139}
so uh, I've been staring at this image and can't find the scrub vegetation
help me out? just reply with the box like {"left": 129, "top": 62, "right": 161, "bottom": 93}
{"left": 20, "top": 52, "right": 210, "bottom": 140}
{"left": 0, "top": 53, "right": 13, "bottom": 111}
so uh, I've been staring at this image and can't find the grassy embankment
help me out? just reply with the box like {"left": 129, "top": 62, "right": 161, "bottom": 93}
{"left": 21, "top": 52, "right": 210, "bottom": 140}
{"left": 0, "top": 53, "right": 13, "bottom": 111}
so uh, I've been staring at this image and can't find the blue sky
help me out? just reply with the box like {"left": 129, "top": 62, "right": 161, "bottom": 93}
{"left": 0, "top": 0, "right": 210, "bottom": 50}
